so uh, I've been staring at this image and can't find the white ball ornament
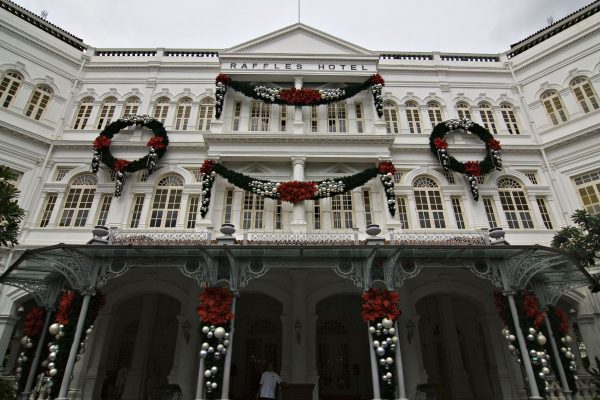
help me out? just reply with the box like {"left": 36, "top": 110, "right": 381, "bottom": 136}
{"left": 369, "top": 326, "right": 376, "bottom": 334}
{"left": 211, "top": 366, "right": 218, "bottom": 374}
{"left": 201, "top": 343, "right": 209, "bottom": 350}
{"left": 565, "top": 351, "right": 573, "bottom": 359}
{"left": 537, "top": 334, "right": 547, "bottom": 346}
{"left": 214, "top": 327, "right": 226, "bottom": 339}
{"left": 528, "top": 327, "right": 536, "bottom": 334}
{"left": 542, "top": 367, "right": 550, "bottom": 375}
{"left": 382, "top": 318, "right": 394, "bottom": 329}
{"left": 386, "top": 357, "right": 394, "bottom": 365}
{"left": 508, "top": 344, "right": 516, "bottom": 351}
{"left": 373, "top": 341, "right": 380, "bottom": 348}
{"left": 565, "top": 335, "right": 573, "bottom": 343}
{"left": 20, "top": 336, "right": 29, "bottom": 345}
{"left": 508, "top": 335, "right": 516, "bottom": 342}
{"left": 389, "top": 328, "right": 396, "bottom": 335}
{"left": 204, "top": 370, "right": 212, "bottom": 378}
{"left": 376, "top": 347, "right": 385, "bottom": 356}
{"left": 49, "top": 369, "right": 58, "bottom": 376}
{"left": 379, "top": 358, "right": 386, "bottom": 366}
{"left": 501, "top": 328, "right": 509, "bottom": 336}
{"left": 49, "top": 323, "right": 60, "bottom": 335}
{"left": 202, "top": 326, "right": 210, "bottom": 334}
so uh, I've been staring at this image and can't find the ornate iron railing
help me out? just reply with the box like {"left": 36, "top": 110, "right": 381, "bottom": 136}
{"left": 390, "top": 231, "right": 490, "bottom": 246}
{"left": 245, "top": 232, "right": 358, "bottom": 245}
{"left": 109, "top": 230, "right": 211, "bottom": 246}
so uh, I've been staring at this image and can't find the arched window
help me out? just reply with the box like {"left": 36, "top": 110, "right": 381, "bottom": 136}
{"left": 455, "top": 102, "right": 471, "bottom": 120}
{"left": 73, "top": 97, "right": 95, "bottom": 129}
{"left": 427, "top": 101, "right": 443, "bottom": 128}
{"left": 500, "top": 103, "right": 520, "bottom": 134}
{"left": 197, "top": 97, "right": 214, "bottom": 131}
{"left": 478, "top": 103, "right": 497, "bottom": 134}
{"left": 96, "top": 96, "right": 117, "bottom": 129}
{"left": 58, "top": 174, "right": 98, "bottom": 227}
{"left": 174, "top": 98, "right": 192, "bottom": 130}
{"left": 0, "top": 71, "right": 22, "bottom": 108}
{"left": 122, "top": 96, "right": 140, "bottom": 116}
{"left": 413, "top": 176, "right": 446, "bottom": 228}
{"left": 149, "top": 175, "right": 184, "bottom": 228}
{"left": 497, "top": 177, "right": 534, "bottom": 229}
{"left": 570, "top": 77, "right": 599, "bottom": 113}
{"left": 383, "top": 101, "right": 399, "bottom": 134}
{"left": 541, "top": 90, "right": 568, "bottom": 125}
{"left": 153, "top": 97, "right": 170, "bottom": 124}
{"left": 405, "top": 101, "right": 422, "bottom": 133}
{"left": 327, "top": 102, "right": 347, "bottom": 133}
{"left": 24, "top": 85, "right": 52, "bottom": 120}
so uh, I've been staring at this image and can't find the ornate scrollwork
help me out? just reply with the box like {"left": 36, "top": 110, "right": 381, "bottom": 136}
{"left": 178, "top": 259, "right": 209, "bottom": 287}
{"left": 468, "top": 260, "right": 502, "bottom": 288}
{"left": 333, "top": 260, "right": 365, "bottom": 288}
{"left": 394, "top": 260, "right": 423, "bottom": 287}
{"left": 1, "top": 278, "right": 62, "bottom": 308}
{"left": 504, "top": 251, "right": 566, "bottom": 289}
{"left": 97, "top": 258, "right": 131, "bottom": 288}
{"left": 238, "top": 259, "right": 271, "bottom": 288}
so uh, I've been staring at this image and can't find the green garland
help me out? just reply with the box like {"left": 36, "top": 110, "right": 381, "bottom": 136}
{"left": 546, "top": 305, "right": 578, "bottom": 395}
{"left": 429, "top": 119, "right": 502, "bottom": 200}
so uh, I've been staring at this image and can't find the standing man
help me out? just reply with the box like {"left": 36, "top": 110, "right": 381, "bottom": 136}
{"left": 257, "top": 363, "right": 281, "bottom": 400}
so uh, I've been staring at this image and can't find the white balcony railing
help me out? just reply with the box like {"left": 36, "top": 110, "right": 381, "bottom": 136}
{"left": 390, "top": 231, "right": 490, "bottom": 246}
{"left": 109, "top": 230, "right": 211, "bottom": 246}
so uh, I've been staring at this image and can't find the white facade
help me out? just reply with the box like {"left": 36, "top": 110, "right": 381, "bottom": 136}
{"left": 1, "top": 1, "right": 600, "bottom": 399}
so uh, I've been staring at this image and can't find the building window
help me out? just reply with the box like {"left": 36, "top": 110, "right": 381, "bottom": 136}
{"left": 274, "top": 199, "right": 283, "bottom": 229}
{"left": 327, "top": 102, "right": 347, "bottom": 133}
{"left": 313, "top": 199, "right": 321, "bottom": 230}
{"left": 122, "top": 96, "right": 140, "bottom": 116}
{"left": 129, "top": 195, "right": 145, "bottom": 228}
{"left": 573, "top": 170, "right": 600, "bottom": 214}
{"left": 153, "top": 97, "right": 170, "bottom": 124}
{"left": 405, "top": 101, "right": 422, "bottom": 133}
{"left": 427, "top": 101, "right": 443, "bottom": 129}
{"left": 444, "top": 172, "right": 455, "bottom": 184}
{"left": 187, "top": 195, "right": 200, "bottom": 229}
{"left": 455, "top": 102, "right": 472, "bottom": 120}
{"left": 139, "top": 170, "right": 149, "bottom": 182}
{"left": 310, "top": 106, "right": 319, "bottom": 132}
{"left": 279, "top": 105, "right": 289, "bottom": 132}
{"left": 58, "top": 174, "right": 98, "bottom": 227}
{"left": 383, "top": 101, "right": 399, "bottom": 134}
{"left": 73, "top": 97, "right": 94, "bottom": 129}
{"left": 174, "top": 98, "right": 192, "bottom": 130}
{"left": 523, "top": 171, "right": 538, "bottom": 184}
{"left": 198, "top": 98, "right": 214, "bottom": 131}
{"left": 0, "top": 71, "right": 22, "bottom": 108}
{"left": 500, "top": 103, "right": 521, "bottom": 134}
{"left": 95, "top": 195, "right": 113, "bottom": 226}
{"left": 25, "top": 85, "right": 52, "bottom": 120}
{"left": 39, "top": 193, "right": 58, "bottom": 227}
{"left": 362, "top": 190, "right": 373, "bottom": 226}
{"left": 570, "top": 77, "right": 599, "bottom": 113}
{"left": 478, "top": 103, "right": 498, "bottom": 134}
{"left": 413, "top": 176, "right": 446, "bottom": 229}
{"left": 249, "top": 101, "right": 271, "bottom": 131}
{"left": 482, "top": 197, "right": 499, "bottom": 228}
{"left": 55, "top": 168, "right": 72, "bottom": 181}
{"left": 222, "top": 189, "right": 234, "bottom": 224}
{"left": 536, "top": 198, "right": 553, "bottom": 229}
{"left": 96, "top": 97, "right": 117, "bottom": 129}
{"left": 541, "top": 90, "right": 568, "bottom": 125}
{"left": 355, "top": 103, "right": 364, "bottom": 133}
{"left": 331, "top": 192, "right": 353, "bottom": 229}
{"left": 232, "top": 101, "right": 242, "bottom": 131}
{"left": 451, "top": 197, "right": 466, "bottom": 229}
{"left": 476, "top": 176, "right": 485, "bottom": 185}
{"left": 393, "top": 169, "right": 404, "bottom": 185}
{"left": 395, "top": 196, "right": 409, "bottom": 229}
{"left": 149, "top": 175, "right": 184, "bottom": 228}
{"left": 497, "top": 177, "right": 534, "bottom": 229}
{"left": 242, "top": 191, "right": 264, "bottom": 229}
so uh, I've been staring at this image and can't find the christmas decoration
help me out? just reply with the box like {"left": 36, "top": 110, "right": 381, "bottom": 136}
{"left": 429, "top": 119, "right": 502, "bottom": 200}
{"left": 198, "top": 160, "right": 396, "bottom": 218}
{"left": 214, "top": 74, "right": 385, "bottom": 119}
{"left": 547, "top": 305, "right": 578, "bottom": 394}
{"left": 15, "top": 307, "right": 46, "bottom": 394}
{"left": 0, "top": 165, "right": 25, "bottom": 248}
{"left": 90, "top": 115, "right": 169, "bottom": 197}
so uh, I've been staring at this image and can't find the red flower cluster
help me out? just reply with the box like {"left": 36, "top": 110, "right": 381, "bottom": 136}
{"left": 216, "top": 73, "right": 231, "bottom": 85}
{"left": 370, "top": 74, "right": 385, "bottom": 86}
{"left": 24, "top": 307, "right": 46, "bottom": 337}
{"left": 93, "top": 136, "right": 111, "bottom": 149}
{"left": 494, "top": 291, "right": 507, "bottom": 324}
{"left": 487, "top": 139, "right": 502, "bottom": 151}
{"left": 554, "top": 308, "right": 570, "bottom": 336}
{"left": 147, "top": 136, "right": 166, "bottom": 149}
{"left": 197, "top": 287, "right": 234, "bottom": 325}
{"left": 464, "top": 161, "right": 481, "bottom": 176}
{"left": 433, "top": 138, "right": 449, "bottom": 150}
{"left": 114, "top": 159, "right": 130, "bottom": 172}
{"left": 200, "top": 159, "right": 216, "bottom": 174}
{"left": 278, "top": 181, "right": 317, "bottom": 203}
{"left": 56, "top": 291, "right": 76, "bottom": 326}
{"left": 361, "top": 288, "right": 401, "bottom": 322}
{"left": 278, "top": 87, "right": 322, "bottom": 105}
{"left": 523, "top": 290, "right": 545, "bottom": 329}
{"left": 378, "top": 161, "right": 396, "bottom": 175}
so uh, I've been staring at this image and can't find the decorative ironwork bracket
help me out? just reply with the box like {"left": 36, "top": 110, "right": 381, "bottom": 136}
{"left": 2, "top": 278, "right": 63, "bottom": 309}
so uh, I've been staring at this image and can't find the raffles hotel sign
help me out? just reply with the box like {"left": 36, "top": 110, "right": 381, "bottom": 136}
{"left": 220, "top": 62, "right": 377, "bottom": 73}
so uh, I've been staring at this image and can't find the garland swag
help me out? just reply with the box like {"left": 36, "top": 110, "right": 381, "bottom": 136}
{"left": 214, "top": 73, "right": 385, "bottom": 119}
{"left": 91, "top": 115, "right": 169, "bottom": 197}
{"left": 15, "top": 307, "right": 47, "bottom": 393}
{"left": 429, "top": 119, "right": 502, "bottom": 200}
{"left": 199, "top": 160, "right": 396, "bottom": 218}
{"left": 546, "top": 305, "right": 578, "bottom": 394}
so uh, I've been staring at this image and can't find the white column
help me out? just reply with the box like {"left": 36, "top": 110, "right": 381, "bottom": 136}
{"left": 21, "top": 311, "right": 52, "bottom": 400}
{"left": 221, "top": 297, "right": 236, "bottom": 399}
{"left": 367, "top": 325, "right": 381, "bottom": 400}
{"left": 290, "top": 157, "right": 307, "bottom": 232}
{"left": 0, "top": 314, "right": 18, "bottom": 372}
{"left": 393, "top": 321, "right": 408, "bottom": 400}
{"left": 544, "top": 315, "right": 573, "bottom": 400}
{"left": 195, "top": 357, "right": 206, "bottom": 400}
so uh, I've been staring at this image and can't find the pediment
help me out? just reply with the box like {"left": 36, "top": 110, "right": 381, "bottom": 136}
{"left": 238, "top": 162, "right": 273, "bottom": 175}
{"left": 319, "top": 163, "right": 359, "bottom": 175}
{"left": 224, "top": 23, "right": 375, "bottom": 56}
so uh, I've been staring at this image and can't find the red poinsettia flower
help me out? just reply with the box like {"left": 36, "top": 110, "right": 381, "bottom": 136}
{"left": 533, "top": 312, "right": 546, "bottom": 329}
{"left": 197, "top": 287, "right": 235, "bottom": 325}
{"left": 487, "top": 139, "right": 502, "bottom": 151}
{"left": 554, "top": 308, "right": 570, "bottom": 336}
{"left": 24, "top": 307, "right": 46, "bottom": 337}
{"left": 114, "top": 159, "right": 130, "bottom": 172}
{"left": 216, "top": 73, "right": 231, "bottom": 85}
{"left": 278, "top": 88, "right": 322, "bottom": 105}
{"left": 93, "top": 136, "right": 111, "bottom": 149}
{"left": 434, "top": 138, "right": 449, "bottom": 150}
{"left": 361, "top": 288, "right": 401, "bottom": 322}
{"left": 378, "top": 161, "right": 396, "bottom": 175}
{"left": 56, "top": 291, "right": 76, "bottom": 326}
{"left": 278, "top": 181, "right": 317, "bottom": 203}
{"left": 370, "top": 74, "right": 385, "bottom": 86}
{"left": 147, "top": 136, "right": 166, "bottom": 149}
{"left": 200, "top": 159, "right": 216, "bottom": 174}
{"left": 464, "top": 161, "right": 481, "bottom": 176}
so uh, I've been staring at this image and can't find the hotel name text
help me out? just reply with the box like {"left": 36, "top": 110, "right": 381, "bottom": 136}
{"left": 221, "top": 63, "right": 376, "bottom": 72}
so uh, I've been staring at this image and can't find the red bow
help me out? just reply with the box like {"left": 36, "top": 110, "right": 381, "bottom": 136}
{"left": 197, "top": 287, "right": 235, "bottom": 325}
{"left": 361, "top": 288, "right": 401, "bottom": 322}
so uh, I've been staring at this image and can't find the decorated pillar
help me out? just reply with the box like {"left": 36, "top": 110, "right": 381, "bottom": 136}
{"left": 221, "top": 296, "right": 237, "bottom": 399}
{"left": 20, "top": 310, "right": 52, "bottom": 400}
{"left": 543, "top": 314, "right": 573, "bottom": 400}
{"left": 367, "top": 326, "right": 382, "bottom": 400}
{"left": 393, "top": 321, "right": 408, "bottom": 400}
{"left": 290, "top": 157, "right": 307, "bottom": 232}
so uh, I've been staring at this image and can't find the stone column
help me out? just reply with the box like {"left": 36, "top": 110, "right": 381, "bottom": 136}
{"left": 575, "top": 314, "right": 600, "bottom": 363}
{"left": 0, "top": 314, "right": 18, "bottom": 372}
{"left": 290, "top": 158, "right": 307, "bottom": 232}
{"left": 290, "top": 270, "right": 308, "bottom": 382}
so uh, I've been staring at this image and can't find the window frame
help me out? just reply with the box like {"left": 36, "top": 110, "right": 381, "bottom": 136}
{"left": 25, "top": 85, "right": 52, "bottom": 120}
{"left": 0, "top": 71, "right": 23, "bottom": 108}
{"left": 148, "top": 175, "right": 184, "bottom": 228}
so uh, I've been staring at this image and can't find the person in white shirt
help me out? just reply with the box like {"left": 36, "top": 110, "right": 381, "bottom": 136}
{"left": 257, "top": 363, "right": 281, "bottom": 400}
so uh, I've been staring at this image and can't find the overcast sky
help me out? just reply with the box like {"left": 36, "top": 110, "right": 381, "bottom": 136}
{"left": 10, "top": 0, "right": 595, "bottom": 53}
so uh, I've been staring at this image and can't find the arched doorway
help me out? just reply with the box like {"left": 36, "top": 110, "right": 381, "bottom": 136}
{"left": 416, "top": 294, "right": 499, "bottom": 400}
{"left": 316, "top": 294, "right": 371, "bottom": 400}
{"left": 231, "top": 293, "right": 282, "bottom": 400}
